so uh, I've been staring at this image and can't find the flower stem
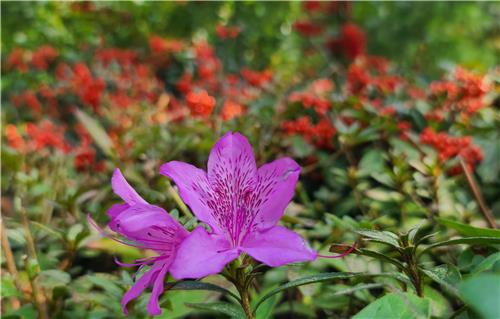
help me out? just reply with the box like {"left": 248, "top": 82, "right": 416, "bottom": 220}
{"left": 459, "top": 158, "right": 497, "bottom": 228}
{"left": 237, "top": 286, "right": 254, "bottom": 319}
{"left": 1, "top": 219, "right": 22, "bottom": 309}
{"left": 165, "top": 181, "right": 193, "bottom": 218}
{"left": 16, "top": 197, "right": 49, "bottom": 319}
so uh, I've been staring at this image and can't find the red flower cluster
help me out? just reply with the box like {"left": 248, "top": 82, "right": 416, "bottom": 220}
{"left": 186, "top": 90, "right": 216, "bottom": 117}
{"left": 70, "top": 63, "right": 106, "bottom": 112}
{"left": 4, "top": 121, "right": 103, "bottom": 171}
{"left": 26, "top": 121, "right": 70, "bottom": 153}
{"left": 346, "top": 56, "right": 402, "bottom": 96}
{"left": 6, "top": 45, "right": 58, "bottom": 72}
{"left": 95, "top": 48, "right": 138, "bottom": 67}
{"left": 283, "top": 117, "right": 336, "bottom": 148}
{"left": 240, "top": 68, "right": 273, "bottom": 87}
{"left": 293, "top": 20, "right": 324, "bottom": 37}
{"left": 326, "top": 23, "right": 366, "bottom": 60}
{"left": 149, "top": 35, "right": 184, "bottom": 54}
{"left": 215, "top": 25, "right": 241, "bottom": 39}
{"left": 428, "top": 67, "right": 490, "bottom": 119}
{"left": 289, "top": 78, "right": 334, "bottom": 115}
{"left": 221, "top": 100, "right": 244, "bottom": 121}
{"left": 11, "top": 90, "right": 43, "bottom": 113}
{"left": 420, "top": 128, "right": 483, "bottom": 173}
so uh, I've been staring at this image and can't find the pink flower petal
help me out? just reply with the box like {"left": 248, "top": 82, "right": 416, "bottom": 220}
{"left": 255, "top": 157, "right": 301, "bottom": 230}
{"left": 111, "top": 168, "right": 148, "bottom": 205}
{"left": 241, "top": 225, "right": 316, "bottom": 267}
{"left": 169, "top": 226, "right": 239, "bottom": 279}
{"left": 160, "top": 161, "right": 221, "bottom": 232}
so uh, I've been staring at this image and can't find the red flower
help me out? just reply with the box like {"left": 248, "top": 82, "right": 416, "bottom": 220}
{"left": 6, "top": 48, "right": 28, "bottom": 73}
{"left": 5, "top": 124, "right": 26, "bottom": 152}
{"left": 215, "top": 25, "right": 241, "bottom": 39}
{"left": 420, "top": 128, "right": 483, "bottom": 173}
{"left": 221, "top": 100, "right": 244, "bottom": 121}
{"left": 26, "top": 121, "right": 70, "bottom": 153}
{"left": 241, "top": 68, "right": 272, "bottom": 87}
{"left": 30, "top": 45, "right": 58, "bottom": 70}
{"left": 186, "top": 90, "right": 216, "bottom": 117}
{"left": 327, "top": 23, "right": 366, "bottom": 59}
{"left": 303, "top": 1, "right": 322, "bottom": 12}
{"left": 293, "top": 20, "right": 324, "bottom": 37}
{"left": 149, "top": 35, "right": 184, "bottom": 54}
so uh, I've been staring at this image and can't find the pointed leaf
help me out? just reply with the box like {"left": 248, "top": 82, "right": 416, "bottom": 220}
{"left": 353, "top": 292, "right": 430, "bottom": 319}
{"left": 421, "top": 264, "right": 461, "bottom": 296}
{"left": 170, "top": 280, "right": 240, "bottom": 302}
{"left": 75, "top": 109, "right": 114, "bottom": 157}
{"left": 437, "top": 218, "right": 500, "bottom": 238}
{"left": 419, "top": 237, "right": 500, "bottom": 257}
{"left": 459, "top": 273, "right": 500, "bottom": 319}
{"left": 356, "top": 230, "right": 400, "bottom": 248}
{"left": 185, "top": 302, "right": 246, "bottom": 319}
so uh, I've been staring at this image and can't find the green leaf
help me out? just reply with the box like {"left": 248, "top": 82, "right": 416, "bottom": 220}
{"left": 356, "top": 229, "right": 401, "bottom": 248}
{"left": 185, "top": 302, "right": 246, "bottom": 319}
{"left": 170, "top": 280, "right": 240, "bottom": 302}
{"left": 419, "top": 237, "right": 500, "bottom": 257}
{"left": 254, "top": 272, "right": 360, "bottom": 312}
{"left": 255, "top": 294, "right": 280, "bottom": 319}
{"left": 1, "top": 275, "right": 21, "bottom": 298}
{"left": 331, "top": 283, "right": 384, "bottom": 297}
{"left": 38, "top": 269, "right": 71, "bottom": 289}
{"left": 471, "top": 252, "right": 500, "bottom": 275}
{"left": 459, "top": 273, "right": 500, "bottom": 319}
{"left": 354, "top": 248, "right": 404, "bottom": 269}
{"left": 437, "top": 218, "right": 500, "bottom": 237}
{"left": 75, "top": 109, "right": 114, "bottom": 157}
{"left": 353, "top": 293, "right": 431, "bottom": 319}
{"left": 421, "top": 264, "right": 461, "bottom": 296}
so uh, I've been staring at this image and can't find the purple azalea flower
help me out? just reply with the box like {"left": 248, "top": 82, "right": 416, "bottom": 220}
{"left": 88, "top": 169, "right": 188, "bottom": 316}
{"left": 160, "top": 132, "right": 317, "bottom": 279}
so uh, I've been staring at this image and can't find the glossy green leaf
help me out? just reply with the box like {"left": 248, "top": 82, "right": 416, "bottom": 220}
{"left": 421, "top": 264, "right": 461, "bottom": 296}
{"left": 471, "top": 252, "right": 500, "bottom": 275}
{"left": 459, "top": 273, "right": 500, "bottom": 319}
{"left": 254, "top": 272, "right": 361, "bottom": 311}
{"left": 354, "top": 248, "right": 404, "bottom": 269}
{"left": 75, "top": 109, "right": 114, "bottom": 157}
{"left": 356, "top": 229, "right": 401, "bottom": 248}
{"left": 437, "top": 218, "right": 500, "bottom": 238}
{"left": 353, "top": 293, "right": 431, "bottom": 319}
{"left": 185, "top": 302, "right": 246, "bottom": 319}
{"left": 170, "top": 280, "right": 240, "bottom": 302}
{"left": 39, "top": 269, "right": 71, "bottom": 289}
{"left": 419, "top": 237, "right": 500, "bottom": 257}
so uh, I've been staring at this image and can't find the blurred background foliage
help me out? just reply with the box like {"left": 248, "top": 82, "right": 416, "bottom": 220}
{"left": 2, "top": 2, "right": 499, "bottom": 74}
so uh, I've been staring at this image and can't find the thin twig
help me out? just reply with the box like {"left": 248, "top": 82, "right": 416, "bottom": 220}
{"left": 16, "top": 198, "right": 49, "bottom": 319}
{"left": 459, "top": 158, "right": 497, "bottom": 229}
{"left": 1, "top": 219, "right": 22, "bottom": 309}
{"left": 166, "top": 181, "right": 193, "bottom": 218}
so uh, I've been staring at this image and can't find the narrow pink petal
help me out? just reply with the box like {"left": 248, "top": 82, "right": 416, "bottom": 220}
{"left": 160, "top": 161, "right": 220, "bottom": 232}
{"left": 147, "top": 263, "right": 170, "bottom": 316}
{"left": 169, "top": 227, "right": 239, "bottom": 280}
{"left": 121, "top": 264, "right": 161, "bottom": 315}
{"left": 254, "top": 157, "right": 301, "bottom": 230}
{"left": 112, "top": 204, "right": 174, "bottom": 233}
{"left": 111, "top": 168, "right": 148, "bottom": 205}
{"left": 241, "top": 226, "right": 317, "bottom": 267}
